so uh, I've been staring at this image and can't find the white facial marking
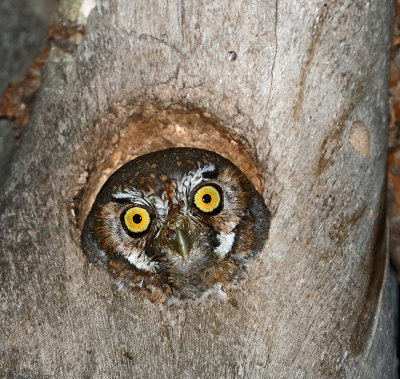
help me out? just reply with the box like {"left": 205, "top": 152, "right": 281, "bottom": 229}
{"left": 125, "top": 248, "right": 157, "bottom": 272}
{"left": 113, "top": 189, "right": 142, "bottom": 200}
{"left": 214, "top": 232, "right": 235, "bottom": 258}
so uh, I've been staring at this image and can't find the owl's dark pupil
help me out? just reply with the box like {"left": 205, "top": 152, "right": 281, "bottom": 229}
{"left": 202, "top": 194, "right": 212, "bottom": 204}
{"left": 132, "top": 214, "right": 142, "bottom": 224}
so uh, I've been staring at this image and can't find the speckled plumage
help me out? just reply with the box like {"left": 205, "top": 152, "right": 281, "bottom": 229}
{"left": 81, "top": 147, "right": 270, "bottom": 304}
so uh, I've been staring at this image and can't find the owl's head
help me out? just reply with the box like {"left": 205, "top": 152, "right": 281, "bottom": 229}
{"left": 82, "top": 148, "right": 270, "bottom": 303}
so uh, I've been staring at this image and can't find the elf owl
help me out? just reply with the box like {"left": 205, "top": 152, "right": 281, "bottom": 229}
{"left": 81, "top": 147, "right": 270, "bottom": 304}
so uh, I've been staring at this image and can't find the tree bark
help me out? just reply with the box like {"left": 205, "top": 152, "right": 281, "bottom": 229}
{"left": 0, "top": 1, "right": 397, "bottom": 377}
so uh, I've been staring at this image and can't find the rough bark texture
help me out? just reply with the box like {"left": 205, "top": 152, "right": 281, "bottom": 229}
{"left": 0, "top": 0, "right": 397, "bottom": 377}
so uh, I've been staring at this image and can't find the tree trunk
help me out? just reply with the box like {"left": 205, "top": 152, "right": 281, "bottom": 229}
{"left": 0, "top": 1, "right": 397, "bottom": 377}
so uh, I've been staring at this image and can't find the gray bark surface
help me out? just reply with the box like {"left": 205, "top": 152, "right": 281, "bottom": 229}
{"left": 0, "top": 0, "right": 397, "bottom": 377}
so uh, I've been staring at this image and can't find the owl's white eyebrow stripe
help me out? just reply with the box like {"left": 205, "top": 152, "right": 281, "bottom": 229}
{"left": 113, "top": 189, "right": 144, "bottom": 201}
{"left": 113, "top": 193, "right": 131, "bottom": 200}
{"left": 201, "top": 164, "right": 218, "bottom": 178}
{"left": 177, "top": 164, "right": 216, "bottom": 189}
{"left": 200, "top": 163, "right": 216, "bottom": 175}
{"left": 112, "top": 194, "right": 150, "bottom": 208}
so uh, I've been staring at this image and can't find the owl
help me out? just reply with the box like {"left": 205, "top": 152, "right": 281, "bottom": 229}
{"left": 81, "top": 147, "right": 270, "bottom": 304}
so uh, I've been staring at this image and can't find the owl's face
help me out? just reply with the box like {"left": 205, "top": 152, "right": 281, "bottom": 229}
{"left": 82, "top": 148, "right": 270, "bottom": 303}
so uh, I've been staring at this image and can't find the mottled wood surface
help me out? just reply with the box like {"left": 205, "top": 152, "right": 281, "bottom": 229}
{"left": 0, "top": 0, "right": 397, "bottom": 377}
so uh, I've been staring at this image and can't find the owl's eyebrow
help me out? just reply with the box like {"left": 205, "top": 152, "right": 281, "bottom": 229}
{"left": 201, "top": 164, "right": 218, "bottom": 179}
{"left": 112, "top": 190, "right": 146, "bottom": 204}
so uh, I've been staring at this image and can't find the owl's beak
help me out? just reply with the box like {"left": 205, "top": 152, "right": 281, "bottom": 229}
{"left": 175, "top": 228, "right": 191, "bottom": 261}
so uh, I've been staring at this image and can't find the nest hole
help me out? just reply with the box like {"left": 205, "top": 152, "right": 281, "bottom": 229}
{"left": 74, "top": 104, "right": 265, "bottom": 230}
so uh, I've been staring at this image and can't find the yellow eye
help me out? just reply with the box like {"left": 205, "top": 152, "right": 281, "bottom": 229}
{"left": 194, "top": 185, "right": 221, "bottom": 213}
{"left": 123, "top": 207, "right": 151, "bottom": 233}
